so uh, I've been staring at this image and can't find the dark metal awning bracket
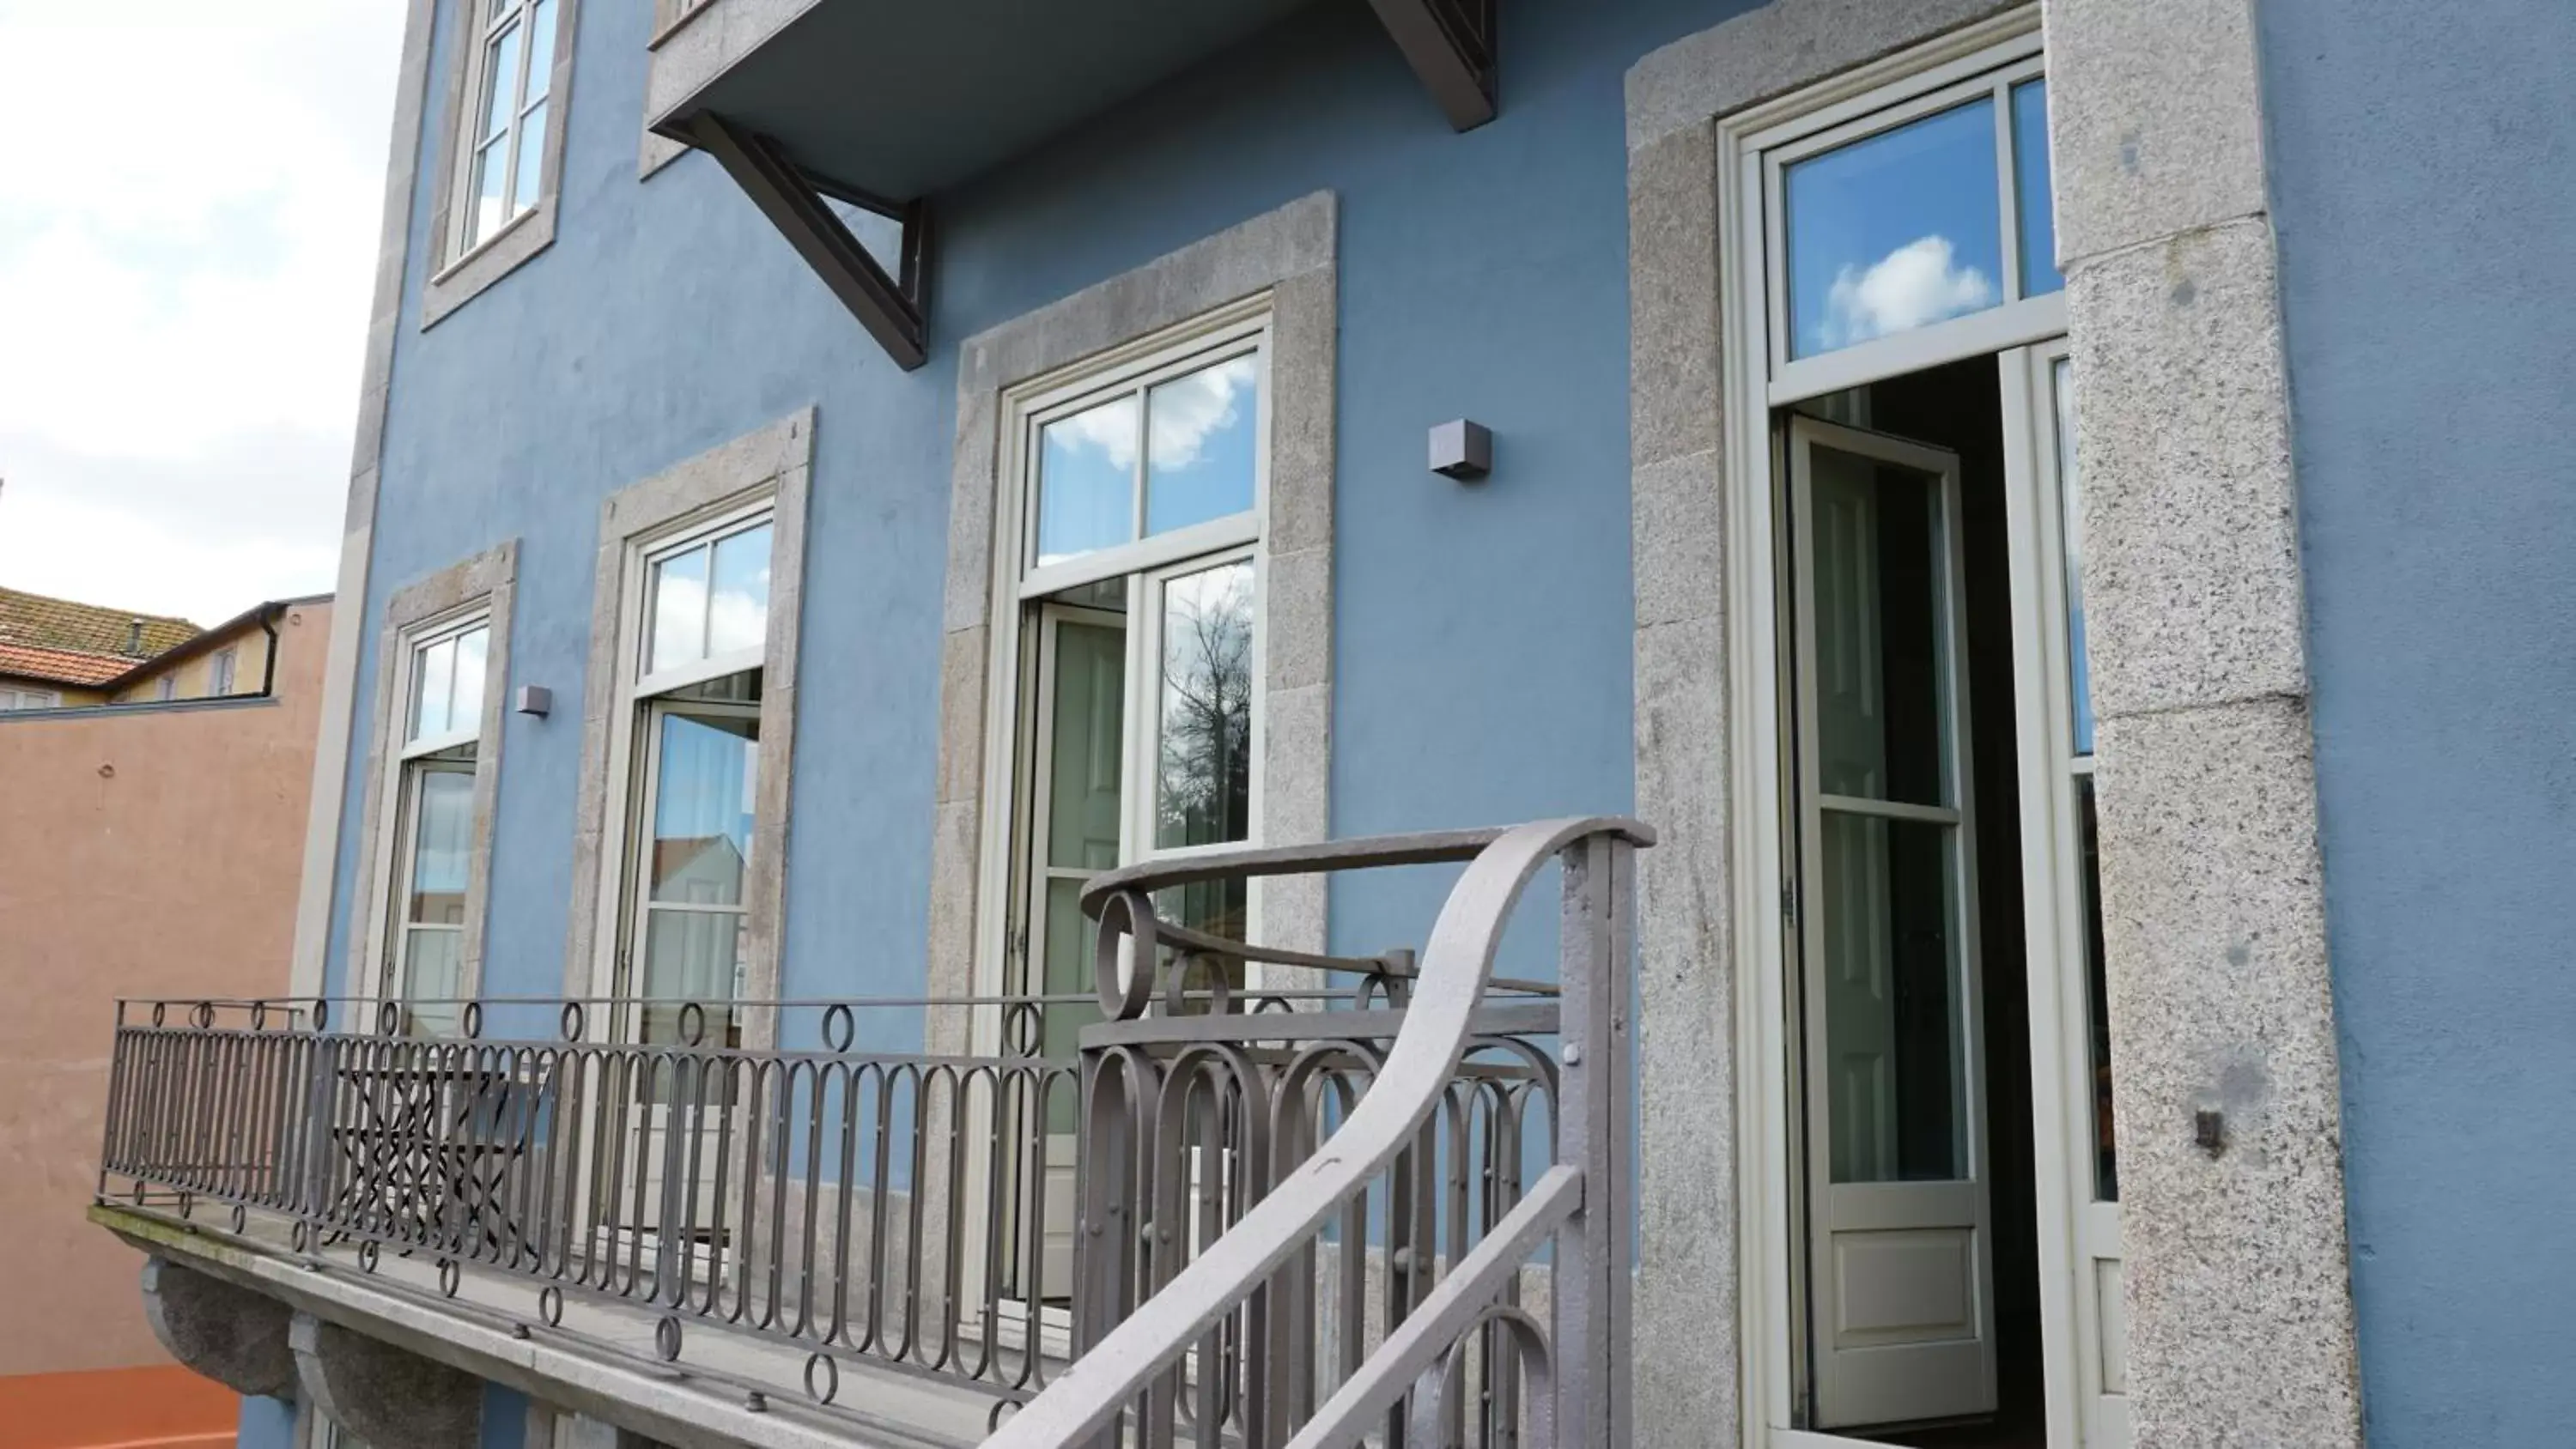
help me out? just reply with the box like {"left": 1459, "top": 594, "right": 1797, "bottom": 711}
{"left": 1366, "top": 0, "right": 1498, "bottom": 130}
{"left": 688, "top": 111, "right": 933, "bottom": 371}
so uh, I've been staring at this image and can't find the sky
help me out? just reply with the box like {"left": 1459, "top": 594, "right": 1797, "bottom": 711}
{"left": 0, "top": 1, "right": 406, "bottom": 627}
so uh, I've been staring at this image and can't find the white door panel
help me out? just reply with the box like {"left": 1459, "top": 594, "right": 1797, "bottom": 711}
{"left": 1789, "top": 416, "right": 1997, "bottom": 1433}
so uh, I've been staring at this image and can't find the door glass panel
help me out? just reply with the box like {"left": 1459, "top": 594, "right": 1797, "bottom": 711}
{"left": 401, "top": 929, "right": 465, "bottom": 1039}
{"left": 1037, "top": 620, "right": 1122, "bottom": 1119}
{"left": 648, "top": 543, "right": 710, "bottom": 676}
{"left": 1046, "top": 622, "right": 1126, "bottom": 872}
{"left": 1145, "top": 354, "right": 1259, "bottom": 537}
{"left": 639, "top": 910, "right": 744, "bottom": 1045}
{"left": 647, "top": 712, "right": 756, "bottom": 906}
{"left": 2054, "top": 357, "right": 2093, "bottom": 755}
{"left": 2077, "top": 776, "right": 2117, "bottom": 1200}
{"left": 407, "top": 767, "right": 474, "bottom": 925}
{"left": 1809, "top": 446, "right": 1949, "bottom": 805}
{"left": 706, "top": 524, "right": 773, "bottom": 657}
{"left": 1153, "top": 559, "right": 1255, "bottom": 849}
{"left": 2013, "top": 80, "right": 2063, "bottom": 298}
{"left": 1036, "top": 395, "right": 1139, "bottom": 567}
{"left": 399, "top": 762, "right": 474, "bottom": 1039}
{"left": 1820, "top": 810, "right": 1965, "bottom": 1183}
{"left": 1785, "top": 99, "right": 2002, "bottom": 359}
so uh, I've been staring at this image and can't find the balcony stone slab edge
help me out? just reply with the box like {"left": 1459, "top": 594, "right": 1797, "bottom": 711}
{"left": 94, "top": 1204, "right": 966, "bottom": 1449}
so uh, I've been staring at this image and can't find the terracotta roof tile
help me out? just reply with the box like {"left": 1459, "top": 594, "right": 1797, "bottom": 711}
{"left": 0, "top": 640, "right": 136, "bottom": 687}
{"left": 0, "top": 586, "right": 199, "bottom": 659}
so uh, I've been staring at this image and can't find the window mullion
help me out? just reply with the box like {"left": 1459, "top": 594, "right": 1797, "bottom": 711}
{"left": 1129, "top": 383, "right": 1149, "bottom": 545}
{"left": 699, "top": 541, "right": 719, "bottom": 668}
{"left": 502, "top": 13, "right": 532, "bottom": 210}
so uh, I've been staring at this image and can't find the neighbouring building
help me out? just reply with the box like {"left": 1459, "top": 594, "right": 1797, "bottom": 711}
{"left": 82, "top": 3, "right": 2575, "bottom": 1449}
{"left": 0, "top": 596, "right": 333, "bottom": 1449}
{"left": 0, "top": 587, "right": 200, "bottom": 710}
{"left": 103, "top": 598, "right": 325, "bottom": 707}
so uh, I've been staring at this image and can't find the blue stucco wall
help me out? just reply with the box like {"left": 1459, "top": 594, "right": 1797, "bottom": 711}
{"left": 283, "top": 0, "right": 1753, "bottom": 1431}
{"left": 2258, "top": 2, "right": 2576, "bottom": 1441}
{"left": 320, "top": 0, "right": 1747, "bottom": 1015}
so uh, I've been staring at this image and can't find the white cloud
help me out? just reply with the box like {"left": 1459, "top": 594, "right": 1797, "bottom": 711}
{"left": 1051, "top": 396, "right": 1140, "bottom": 471}
{"left": 0, "top": 0, "right": 403, "bottom": 624}
{"left": 1044, "top": 355, "right": 1256, "bottom": 476}
{"left": 1145, "top": 355, "right": 1254, "bottom": 471}
{"left": 1817, "top": 234, "right": 1996, "bottom": 352}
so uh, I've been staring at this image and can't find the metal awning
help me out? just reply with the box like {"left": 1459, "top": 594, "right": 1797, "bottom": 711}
{"left": 653, "top": 0, "right": 1494, "bottom": 369}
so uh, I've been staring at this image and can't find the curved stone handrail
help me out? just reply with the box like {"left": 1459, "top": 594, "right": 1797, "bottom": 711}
{"left": 989, "top": 815, "right": 1651, "bottom": 1449}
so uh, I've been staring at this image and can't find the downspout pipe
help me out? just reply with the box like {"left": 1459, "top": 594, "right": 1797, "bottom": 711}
{"left": 258, "top": 603, "right": 283, "bottom": 698}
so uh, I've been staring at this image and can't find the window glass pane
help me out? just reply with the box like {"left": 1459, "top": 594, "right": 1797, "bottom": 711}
{"left": 410, "top": 637, "right": 455, "bottom": 742}
{"left": 510, "top": 100, "right": 547, "bottom": 215}
{"left": 1036, "top": 395, "right": 1138, "bottom": 567}
{"left": 522, "top": 0, "right": 556, "bottom": 102}
{"left": 407, "top": 767, "right": 474, "bottom": 925}
{"left": 1785, "top": 98, "right": 2002, "bottom": 359}
{"left": 1145, "top": 354, "right": 1258, "bottom": 537}
{"left": 648, "top": 711, "right": 756, "bottom": 906}
{"left": 1808, "top": 445, "right": 1950, "bottom": 806}
{"left": 449, "top": 627, "right": 489, "bottom": 733}
{"left": 467, "top": 137, "right": 508, "bottom": 248}
{"left": 1153, "top": 559, "right": 1254, "bottom": 851}
{"left": 2055, "top": 357, "right": 2091, "bottom": 755}
{"left": 647, "top": 544, "right": 710, "bottom": 676}
{"left": 480, "top": 24, "right": 521, "bottom": 142}
{"left": 1820, "top": 810, "right": 1965, "bottom": 1183}
{"left": 2076, "top": 776, "right": 2116, "bottom": 1200}
{"left": 2013, "top": 80, "right": 2063, "bottom": 298}
{"left": 706, "top": 524, "right": 773, "bottom": 658}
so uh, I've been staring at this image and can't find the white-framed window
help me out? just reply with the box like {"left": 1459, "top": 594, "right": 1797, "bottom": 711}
{"left": 380, "top": 613, "right": 492, "bottom": 1037}
{"left": 609, "top": 504, "right": 775, "bottom": 1046}
{"left": 453, "top": 0, "right": 561, "bottom": 257}
{"left": 959, "top": 302, "right": 1270, "bottom": 1306}
{"left": 1000, "top": 302, "right": 1269, "bottom": 962}
{"left": 0, "top": 686, "right": 61, "bottom": 711}
{"left": 1748, "top": 25, "right": 2063, "bottom": 405}
{"left": 210, "top": 647, "right": 238, "bottom": 695}
{"left": 155, "top": 675, "right": 178, "bottom": 702}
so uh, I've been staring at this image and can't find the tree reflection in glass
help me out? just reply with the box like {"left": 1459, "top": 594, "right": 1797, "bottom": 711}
{"left": 1152, "top": 559, "right": 1255, "bottom": 948}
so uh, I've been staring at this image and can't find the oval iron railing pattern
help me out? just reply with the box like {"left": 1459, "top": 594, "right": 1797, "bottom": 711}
{"left": 94, "top": 815, "right": 1643, "bottom": 1448}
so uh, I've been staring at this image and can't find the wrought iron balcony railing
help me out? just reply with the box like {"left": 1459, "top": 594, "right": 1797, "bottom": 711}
{"left": 94, "top": 816, "right": 1647, "bottom": 1449}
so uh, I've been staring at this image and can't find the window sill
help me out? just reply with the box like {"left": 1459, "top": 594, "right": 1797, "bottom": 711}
{"left": 431, "top": 205, "right": 540, "bottom": 287}
{"left": 420, "top": 195, "right": 556, "bottom": 331}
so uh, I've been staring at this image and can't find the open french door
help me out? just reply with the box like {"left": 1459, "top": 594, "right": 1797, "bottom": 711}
{"left": 2002, "top": 341, "right": 2129, "bottom": 1448}
{"left": 611, "top": 694, "right": 761, "bottom": 1286}
{"left": 1786, "top": 415, "right": 1998, "bottom": 1430}
{"left": 1007, "top": 603, "right": 1127, "bottom": 1302}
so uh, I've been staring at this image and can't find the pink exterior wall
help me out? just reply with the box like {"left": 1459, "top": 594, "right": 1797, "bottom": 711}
{"left": 0, "top": 600, "right": 330, "bottom": 1379}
